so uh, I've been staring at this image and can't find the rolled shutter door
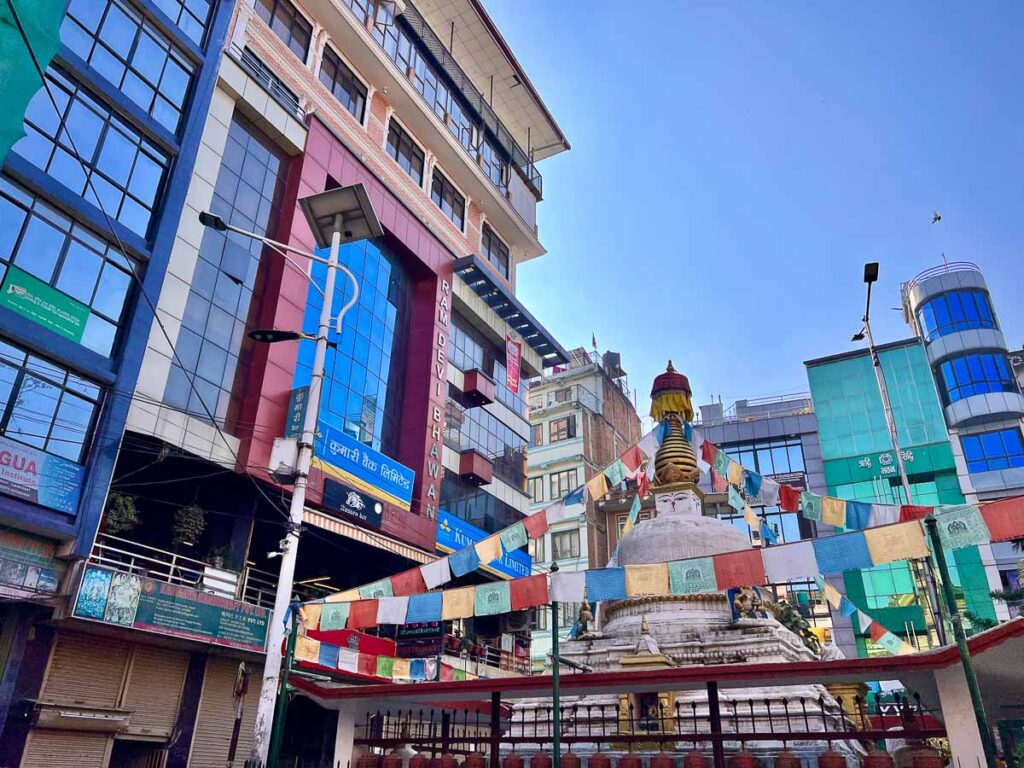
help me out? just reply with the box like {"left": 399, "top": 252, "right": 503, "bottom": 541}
{"left": 120, "top": 646, "right": 189, "bottom": 739}
{"left": 39, "top": 631, "right": 130, "bottom": 706}
{"left": 188, "top": 658, "right": 260, "bottom": 768}
{"left": 21, "top": 731, "right": 112, "bottom": 768}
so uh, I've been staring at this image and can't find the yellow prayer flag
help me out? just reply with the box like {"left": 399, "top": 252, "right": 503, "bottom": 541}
{"left": 897, "top": 640, "right": 917, "bottom": 656}
{"left": 474, "top": 535, "right": 502, "bottom": 564}
{"left": 823, "top": 581, "right": 843, "bottom": 609}
{"left": 728, "top": 459, "right": 744, "bottom": 486}
{"left": 863, "top": 521, "right": 929, "bottom": 565}
{"left": 622, "top": 518, "right": 635, "bottom": 536}
{"left": 743, "top": 502, "right": 759, "bottom": 529}
{"left": 298, "top": 603, "right": 323, "bottom": 631}
{"left": 326, "top": 589, "right": 359, "bottom": 603}
{"left": 586, "top": 472, "right": 609, "bottom": 501}
{"left": 625, "top": 563, "right": 669, "bottom": 596}
{"left": 392, "top": 658, "right": 412, "bottom": 679}
{"left": 442, "top": 586, "right": 476, "bottom": 620}
{"left": 821, "top": 497, "right": 847, "bottom": 528}
{"left": 294, "top": 634, "right": 321, "bottom": 663}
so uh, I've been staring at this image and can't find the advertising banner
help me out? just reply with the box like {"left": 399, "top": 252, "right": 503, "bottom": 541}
{"left": 436, "top": 509, "right": 531, "bottom": 580}
{"left": 313, "top": 424, "right": 415, "bottom": 511}
{"left": 0, "top": 266, "right": 89, "bottom": 343}
{"left": 284, "top": 386, "right": 309, "bottom": 439}
{"left": 73, "top": 564, "right": 269, "bottom": 652}
{"left": 506, "top": 334, "right": 522, "bottom": 394}
{"left": 323, "top": 478, "right": 384, "bottom": 528}
{"left": 0, "top": 435, "right": 84, "bottom": 515}
{"left": 0, "top": 525, "right": 64, "bottom": 598}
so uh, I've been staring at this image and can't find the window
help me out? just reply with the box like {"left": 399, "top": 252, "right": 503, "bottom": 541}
{"left": 531, "top": 423, "right": 543, "bottom": 447}
{"left": 150, "top": 0, "right": 210, "bottom": 44}
{"left": 558, "top": 602, "right": 581, "bottom": 628}
{"left": 938, "top": 352, "right": 1018, "bottom": 405}
{"left": 720, "top": 436, "right": 805, "bottom": 478}
{"left": 254, "top": 0, "right": 312, "bottom": 61}
{"left": 529, "top": 536, "right": 545, "bottom": 563}
{"left": 0, "top": 177, "right": 135, "bottom": 356}
{"left": 528, "top": 476, "right": 544, "bottom": 503}
{"left": 917, "top": 290, "right": 997, "bottom": 342}
{"left": 430, "top": 169, "right": 465, "bottom": 230}
{"left": 0, "top": 340, "right": 102, "bottom": 464}
{"left": 551, "top": 529, "right": 580, "bottom": 560}
{"left": 530, "top": 606, "right": 548, "bottom": 631}
{"left": 319, "top": 46, "right": 367, "bottom": 122}
{"left": 15, "top": 68, "right": 169, "bottom": 238}
{"left": 62, "top": 0, "right": 194, "bottom": 133}
{"left": 553, "top": 388, "right": 572, "bottom": 403}
{"left": 549, "top": 416, "right": 576, "bottom": 443}
{"left": 961, "top": 429, "right": 1024, "bottom": 473}
{"left": 386, "top": 120, "right": 424, "bottom": 186}
{"left": 549, "top": 468, "right": 578, "bottom": 500}
{"left": 478, "top": 138, "right": 508, "bottom": 194}
{"left": 441, "top": 474, "right": 524, "bottom": 534}
{"left": 445, "top": 396, "right": 526, "bottom": 489}
{"left": 449, "top": 312, "right": 526, "bottom": 417}
{"left": 481, "top": 224, "right": 509, "bottom": 280}
{"left": 617, "top": 511, "right": 652, "bottom": 536}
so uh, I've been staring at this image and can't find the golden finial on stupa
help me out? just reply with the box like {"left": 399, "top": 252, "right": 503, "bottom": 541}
{"left": 650, "top": 361, "right": 699, "bottom": 486}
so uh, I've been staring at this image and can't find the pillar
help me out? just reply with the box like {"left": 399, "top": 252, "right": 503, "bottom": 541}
{"left": 334, "top": 701, "right": 369, "bottom": 768}
{"left": 933, "top": 663, "right": 990, "bottom": 766}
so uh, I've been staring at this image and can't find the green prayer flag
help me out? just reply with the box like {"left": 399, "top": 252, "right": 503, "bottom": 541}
{"left": 0, "top": 0, "right": 65, "bottom": 165}
{"left": 727, "top": 485, "right": 744, "bottom": 513}
{"left": 320, "top": 603, "right": 350, "bottom": 631}
{"left": 474, "top": 581, "right": 512, "bottom": 616}
{"left": 453, "top": 668, "right": 467, "bottom": 681}
{"left": 934, "top": 504, "right": 990, "bottom": 551}
{"left": 800, "top": 491, "right": 822, "bottom": 522}
{"left": 498, "top": 521, "right": 529, "bottom": 553}
{"left": 875, "top": 631, "right": 905, "bottom": 656}
{"left": 627, "top": 493, "right": 641, "bottom": 524}
{"left": 604, "top": 459, "right": 627, "bottom": 487}
{"left": 375, "top": 655, "right": 395, "bottom": 678}
{"left": 668, "top": 557, "right": 717, "bottom": 594}
{"left": 714, "top": 450, "right": 731, "bottom": 477}
{"left": 359, "top": 578, "right": 394, "bottom": 599}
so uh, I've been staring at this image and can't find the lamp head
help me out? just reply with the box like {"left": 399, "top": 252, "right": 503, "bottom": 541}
{"left": 863, "top": 262, "right": 880, "bottom": 285}
{"left": 248, "top": 329, "right": 303, "bottom": 344}
{"left": 199, "top": 211, "right": 228, "bottom": 231}
{"left": 299, "top": 183, "right": 383, "bottom": 249}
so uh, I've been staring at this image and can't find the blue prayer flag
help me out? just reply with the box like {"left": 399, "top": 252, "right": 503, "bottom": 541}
{"left": 586, "top": 567, "right": 628, "bottom": 601}
{"left": 845, "top": 501, "right": 872, "bottom": 530}
{"left": 318, "top": 642, "right": 339, "bottom": 669}
{"left": 565, "top": 486, "right": 585, "bottom": 505}
{"left": 684, "top": 422, "right": 693, "bottom": 443}
{"left": 745, "top": 471, "right": 763, "bottom": 499}
{"left": 449, "top": 546, "right": 481, "bottom": 577}
{"left": 410, "top": 658, "right": 426, "bottom": 680}
{"left": 656, "top": 418, "right": 669, "bottom": 444}
{"left": 812, "top": 532, "right": 873, "bottom": 575}
{"left": 406, "top": 591, "right": 443, "bottom": 623}
{"left": 839, "top": 597, "right": 858, "bottom": 617}
{"left": 760, "top": 520, "right": 778, "bottom": 544}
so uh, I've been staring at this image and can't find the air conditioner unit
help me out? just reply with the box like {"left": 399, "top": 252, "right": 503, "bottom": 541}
{"left": 502, "top": 611, "right": 531, "bottom": 634}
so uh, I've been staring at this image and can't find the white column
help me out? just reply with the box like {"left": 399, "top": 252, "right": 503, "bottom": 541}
{"left": 934, "top": 663, "right": 991, "bottom": 766}
{"left": 333, "top": 701, "right": 368, "bottom": 768}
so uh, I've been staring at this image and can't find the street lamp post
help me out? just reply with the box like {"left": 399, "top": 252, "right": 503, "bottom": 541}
{"left": 852, "top": 262, "right": 947, "bottom": 646}
{"left": 549, "top": 562, "right": 561, "bottom": 768}
{"left": 200, "top": 184, "right": 382, "bottom": 767}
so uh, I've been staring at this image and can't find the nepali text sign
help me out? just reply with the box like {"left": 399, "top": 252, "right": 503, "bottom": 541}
{"left": 0, "top": 435, "right": 84, "bottom": 515}
{"left": 0, "top": 525, "right": 64, "bottom": 598}
{"left": 284, "top": 386, "right": 309, "bottom": 439}
{"left": 313, "top": 424, "right": 415, "bottom": 511}
{"left": 506, "top": 334, "right": 522, "bottom": 394}
{"left": 323, "top": 478, "right": 383, "bottom": 528}
{"left": 824, "top": 442, "right": 956, "bottom": 486}
{"left": 0, "top": 266, "right": 89, "bottom": 343}
{"left": 436, "top": 508, "right": 531, "bottom": 579}
{"left": 74, "top": 565, "right": 269, "bottom": 652}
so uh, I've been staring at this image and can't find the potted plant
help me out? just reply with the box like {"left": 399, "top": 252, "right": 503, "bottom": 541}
{"left": 206, "top": 545, "right": 230, "bottom": 570}
{"left": 104, "top": 493, "right": 140, "bottom": 535}
{"left": 172, "top": 504, "right": 206, "bottom": 549}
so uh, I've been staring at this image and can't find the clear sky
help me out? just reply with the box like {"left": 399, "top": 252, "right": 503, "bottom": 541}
{"left": 486, "top": 1, "right": 1024, "bottom": 418}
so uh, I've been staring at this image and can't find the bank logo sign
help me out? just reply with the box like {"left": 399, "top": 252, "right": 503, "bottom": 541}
{"left": 0, "top": 266, "right": 89, "bottom": 343}
{"left": 436, "top": 509, "right": 531, "bottom": 580}
{"left": 313, "top": 424, "right": 415, "bottom": 511}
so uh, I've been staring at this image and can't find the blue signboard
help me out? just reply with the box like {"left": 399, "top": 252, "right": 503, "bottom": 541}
{"left": 436, "top": 509, "right": 532, "bottom": 580}
{"left": 0, "top": 435, "right": 83, "bottom": 515}
{"left": 312, "top": 424, "right": 415, "bottom": 511}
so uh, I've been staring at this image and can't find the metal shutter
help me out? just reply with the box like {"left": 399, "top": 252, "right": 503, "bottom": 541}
{"left": 39, "top": 631, "right": 130, "bottom": 707}
{"left": 21, "top": 731, "right": 112, "bottom": 768}
{"left": 188, "top": 658, "right": 260, "bottom": 768}
{"left": 120, "top": 646, "right": 189, "bottom": 739}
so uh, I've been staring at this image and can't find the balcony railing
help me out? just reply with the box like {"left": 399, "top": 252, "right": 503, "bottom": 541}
{"left": 901, "top": 261, "right": 982, "bottom": 298}
{"left": 528, "top": 382, "right": 600, "bottom": 415}
{"left": 230, "top": 44, "right": 305, "bottom": 120}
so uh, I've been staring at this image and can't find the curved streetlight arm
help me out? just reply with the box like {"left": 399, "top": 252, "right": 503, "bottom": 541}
{"left": 333, "top": 263, "right": 359, "bottom": 335}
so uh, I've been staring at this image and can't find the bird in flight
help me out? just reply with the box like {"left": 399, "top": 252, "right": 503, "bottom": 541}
{"left": 931, "top": 211, "right": 942, "bottom": 224}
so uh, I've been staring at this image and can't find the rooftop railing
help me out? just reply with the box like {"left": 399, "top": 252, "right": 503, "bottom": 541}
{"left": 901, "top": 261, "right": 982, "bottom": 297}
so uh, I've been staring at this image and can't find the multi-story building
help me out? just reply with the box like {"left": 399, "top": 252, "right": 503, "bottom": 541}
{"left": 0, "top": 0, "right": 569, "bottom": 765}
{"left": 806, "top": 337, "right": 1006, "bottom": 658}
{"left": 0, "top": 0, "right": 233, "bottom": 764}
{"left": 525, "top": 348, "right": 641, "bottom": 669}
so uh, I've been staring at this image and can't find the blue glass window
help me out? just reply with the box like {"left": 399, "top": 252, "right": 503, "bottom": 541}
{"left": 254, "top": 0, "right": 312, "bottom": 62}
{"left": 938, "top": 352, "right": 1018, "bottom": 404}
{"left": 318, "top": 46, "right": 366, "bottom": 122}
{"left": 916, "top": 290, "right": 996, "bottom": 341}
{"left": 961, "top": 429, "right": 1024, "bottom": 473}
{"left": 430, "top": 168, "right": 464, "bottom": 230}
{"left": 151, "top": 0, "right": 211, "bottom": 45}
{"left": 386, "top": 120, "right": 424, "bottom": 187}
{"left": 0, "top": 177, "right": 135, "bottom": 356}
{"left": 445, "top": 393, "right": 527, "bottom": 489}
{"left": 14, "top": 68, "right": 169, "bottom": 239}
{"left": 296, "top": 239, "right": 409, "bottom": 455}
{"left": 481, "top": 224, "right": 509, "bottom": 281}
{"left": 0, "top": 339, "right": 102, "bottom": 463}
{"left": 449, "top": 312, "right": 526, "bottom": 417}
{"left": 440, "top": 474, "right": 523, "bottom": 534}
{"left": 62, "top": 0, "right": 195, "bottom": 133}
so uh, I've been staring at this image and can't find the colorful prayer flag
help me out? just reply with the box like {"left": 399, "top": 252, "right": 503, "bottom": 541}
{"left": 744, "top": 471, "right": 763, "bottom": 500}
{"left": 875, "top": 632, "right": 904, "bottom": 655}
{"left": 761, "top": 540, "right": 817, "bottom": 582}
{"left": 510, "top": 574, "right": 549, "bottom": 610}
{"left": 728, "top": 459, "right": 744, "bottom": 486}
{"left": 621, "top": 445, "right": 644, "bottom": 473}
{"left": 800, "top": 491, "right": 823, "bottom": 521}
{"left": 294, "top": 635, "right": 321, "bottom": 663}
{"left": 406, "top": 591, "right": 443, "bottom": 623}
{"left": 376, "top": 656, "right": 394, "bottom": 679}
{"left": 743, "top": 502, "right": 759, "bottom": 529}
{"left": 701, "top": 440, "right": 717, "bottom": 466}
{"left": 980, "top": 496, "right": 1024, "bottom": 543}
{"left": 759, "top": 477, "right": 780, "bottom": 507}
{"left": 712, "top": 550, "right": 765, "bottom": 590}
{"left": 546, "top": 501, "right": 576, "bottom": 524}
{"left": 822, "top": 581, "right": 843, "bottom": 609}
{"left": 845, "top": 501, "right": 872, "bottom": 530}
{"left": 474, "top": 535, "right": 502, "bottom": 565}
{"left": 711, "top": 468, "right": 728, "bottom": 493}
{"left": 348, "top": 599, "right": 379, "bottom": 629}
{"left": 524, "top": 511, "right": 549, "bottom": 539}
{"left": 900, "top": 505, "right": 932, "bottom": 522}
{"left": 359, "top": 578, "right": 394, "bottom": 599}
{"left": 779, "top": 485, "right": 801, "bottom": 512}
{"left": 934, "top": 504, "right": 991, "bottom": 550}
{"left": 727, "top": 485, "right": 745, "bottom": 513}
{"left": 391, "top": 568, "right": 427, "bottom": 597}
{"left": 586, "top": 472, "right": 609, "bottom": 502}
{"left": 624, "top": 563, "right": 670, "bottom": 596}
{"left": 320, "top": 602, "right": 350, "bottom": 631}
{"left": 421, "top": 557, "right": 451, "bottom": 590}
{"left": 855, "top": 610, "right": 873, "bottom": 634}
{"left": 499, "top": 522, "right": 529, "bottom": 553}
{"left": 821, "top": 496, "right": 847, "bottom": 528}
{"left": 586, "top": 567, "right": 628, "bottom": 601}
{"left": 863, "top": 521, "right": 929, "bottom": 565}
{"left": 760, "top": 520, "right": 778, "bottom": 544}
{"left": 338, "top": 647, "right": 359, "bottom": 673}
{"left": 604, "top": 459, "right": 627, "bottom": 487}
{"left": 550, "top": 570, "right": 586, "bottom": 601}
{"left": 439, "top": 664, "right": 455, "bottom": 682}
{"left": 409, "top": 658, "right": 426, "bottom": 680}
{"left": 441, "top": 586, "right": 476, "bottom": 620}
{"left": 318, "top": 642, "right": 339, "bottom": 669}
{"left": 812, "top": 532, "right": 873, "bottom": 575}
{"left": 565, "top": 486, "right": 586, "bottom": 506}
{"left": 449, "top": 546, "right": 482, "bottom": 577}
{"left": 375, "top": 596, "right": 409, "bottom": 625}
{"left": 299, "top": 603, "right": 322, "bottom": 631}
{"left": 838, "top": 597, "right": 858, "bottom": 617}
{"left": 392, "top": 658, "right": 411, "bottom": 679}
{"left": 474, "top": 581, "right": 512, "bottom": 615}
{"left": 714, "top": 450, "right": 731, "bottom": 478}
{"left": 668, "top": 557, "right": 717, "bottom": 594}
{"left": 868, "top": 504, "right": 901, "bottom": 527}
{"left": 357, "top": 653, "right": 376, "bottom": 677}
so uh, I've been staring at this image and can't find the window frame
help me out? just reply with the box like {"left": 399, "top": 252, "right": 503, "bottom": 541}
{"left": 385, "top": 118, "right": 425, "bottom": 187}
{"left": 917, "top": 289, "right": 997, "bottom": 341}
{"left": 938, "top": 351, "right": 1018, "bottom": 405}
{"left": 430, "top": 167, "right": 466, "bottom": 231}
{"left": 549, "top": 415, "right": 576, "bottom": 443}
{"left": 318, "top": 44, "right": 368, "bottom": 123}
{"left": 530, "top": 423, "right": 543, "bottom": 447}
{"left": 528, "top": 475, "right": 545, "bottom": 503}
{"left": 961, "top": 428, "right": 1024, "bottom": 473}
{"left": 481, "top": 223, "right": 510, "bottom": 281}
{"left": 253, "top": 0, "right": 313, "bottom": 62}
{"left": 551, "top": 529, "right": 580, "bottom": 561}
{"left": 549, "top": 468, "right": 578, "bottom": 500}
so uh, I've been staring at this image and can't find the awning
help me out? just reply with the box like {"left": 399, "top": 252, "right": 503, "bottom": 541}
{"left": 302, "top": 509, "right": 433, "bottom": 564}
{"left": 454, "top": 254, "right": 569, "bottom": 367}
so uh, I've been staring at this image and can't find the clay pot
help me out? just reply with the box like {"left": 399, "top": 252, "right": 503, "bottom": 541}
{"left": 503, "top": 753, "right": 524, "bottom": 768}
{"left": 383, "top": 752, "right": 404, "bottom": 768}
{"left": 864, "top": 750, "right": 894, "bottom": 768}
{"left": 465, "top": 753, "right": 487, "bottom": 768}
{"left": 774, "top": 751, "right": 801, "bottom": 768}
{"left": 683, "top": 751, "right": 708, "bottom": 768}
{"left": 817, "top": 751, "right": 845, "bottom": 768}
{"left": 589, "top": 753, "right": 613, "bottom": 768}
{"left": 730, "top": 751, "right": 758, "bottom": 768}
{"left": 439, "top": 753, "right": 460, "bottom": 768}
{"left": 619, "top": 754, "right": 645, "bottom": 768}
{"left": 357, "top": 754, "right": 381, "bottom": 768}
{"left": 651, "top": 752, "right": 676, "bottom": 768}
{"left": 531, "top": 753, "right": 553, "bottom": 768}
{"left": 911, "top": 752, "right": 945, "bottom": 768}
{"left": 563, "top": 753, "right": 582, "bottom": 768}
{"left": 410, "top": 754, "right": 431, "bottom": 768}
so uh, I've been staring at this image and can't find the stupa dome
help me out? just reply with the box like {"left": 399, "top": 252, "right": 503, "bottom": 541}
{"left": 616, "top": 504, "right": 751, "bottom": 566}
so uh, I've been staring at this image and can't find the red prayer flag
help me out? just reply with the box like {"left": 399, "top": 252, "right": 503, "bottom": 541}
{"left": 637, "top": 470, "right": 650, "bottom": 499}
{"left": 900, "top": 505, "right": 932, "bottom": 522}
{"left": 712, "top": 549, "right": 766, "bottom": 590}
{"left": 439, "top": 663, "right": 455, "bottom": 682}
{"left": 358, "top": 653, "right": 377, "bottom": 677}
{"left": 711, "top": 468, "right": 727, "bottom": 493}
{"left": 869, "top": 622, "right": 887, "bottom": 643}
{"left": 779, "top": 485, "right": 801, "bottom": 513}
{"left": 391, "top": 568, "right": 427, "bottom": 597}
{"left": 510, "top": 574, "right": 549, "bottom": 610}
{"left": 523, "top": 511, "right": 549, "bottom": 539}
{"left": 980, "top": 496, "right": 1024, "bottom": 542}
{"left": 620, "top": 445, "right": 643, "bottom": 473}
{"left": 348, "top": 599, "right": 378, "bottom": 629}
{"left": 701, "top": 440, "right": 717, "bottom": 466}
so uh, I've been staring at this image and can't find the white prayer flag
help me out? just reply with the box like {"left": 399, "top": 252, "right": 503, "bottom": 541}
{"left": 762, "top": 540, "right": 818, "bottom": 583}
{"left": 421, "top": 557, "right": 451, "bottom": 590}
{"left": 376, "top": 596, "right": 409, "bottom": 625}
{"left": 549, "top": 571, "right": 586, "bottom": 602}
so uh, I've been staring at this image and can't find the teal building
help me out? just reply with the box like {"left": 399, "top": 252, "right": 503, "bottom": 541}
{"left": 806, "top": 338, "right": 999, "bottom": 657}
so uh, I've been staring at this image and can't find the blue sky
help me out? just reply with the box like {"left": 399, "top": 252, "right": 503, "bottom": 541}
{"left": 487, "top": 1, "right": 1024, "bottom": 417}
